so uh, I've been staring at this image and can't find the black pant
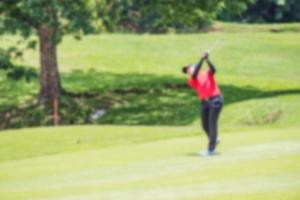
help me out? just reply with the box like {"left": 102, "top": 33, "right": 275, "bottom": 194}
{"left": 200, "top": 96, "right": 223, "bottom": 151}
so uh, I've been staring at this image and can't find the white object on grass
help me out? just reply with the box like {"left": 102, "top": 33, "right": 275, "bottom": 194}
{"left": 90, "top": 109, "right": 107, "bottom": 121}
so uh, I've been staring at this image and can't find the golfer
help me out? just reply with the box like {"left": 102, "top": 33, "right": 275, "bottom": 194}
{"left": 182, "top": 52, "right": 223, "bottom": 156}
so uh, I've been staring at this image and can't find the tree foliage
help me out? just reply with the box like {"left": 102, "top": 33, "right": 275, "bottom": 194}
{"left": 0, "top": 0, "right": 97, "bottom": 103}
{"left": 96, "top": 0, "right": 253, "bottom": 33}
{"left": 0, "top": 0, "right": 95, "bottom": 43}
{"left": 219, "top": 0, "right": 300, "bottom": 22}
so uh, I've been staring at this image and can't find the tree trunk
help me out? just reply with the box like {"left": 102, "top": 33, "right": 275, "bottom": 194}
{"left": 38, "top": 24, "right": 62, "bottom": 104}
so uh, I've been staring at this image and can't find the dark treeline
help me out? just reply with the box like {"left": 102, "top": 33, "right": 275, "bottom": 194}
{"left": 219, "top": 0, "right": 300, "bottom": 23}
{"left": 97, "top": 0, "right": 300, "bottom": 33}
{"left": 95, "top": 0, "right": 252, "bottom": 33}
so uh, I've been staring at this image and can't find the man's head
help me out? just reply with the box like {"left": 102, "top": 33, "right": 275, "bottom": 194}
{"left": 182, "top": 66, "right": 189, "bottom": 74}
{"left": 182, "top": 65, "right": 195, "bottom": 75}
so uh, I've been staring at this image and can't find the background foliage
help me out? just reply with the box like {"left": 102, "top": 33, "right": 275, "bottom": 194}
{"left": 219, "top": 0, "right": 300, "bottom": 23}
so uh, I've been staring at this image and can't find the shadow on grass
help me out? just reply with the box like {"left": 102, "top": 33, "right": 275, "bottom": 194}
{"left": 61, "top": 70, "right": 300, "bottom": 126}
{"left": 0, "top": 69, "right": 300, "bottom": 129}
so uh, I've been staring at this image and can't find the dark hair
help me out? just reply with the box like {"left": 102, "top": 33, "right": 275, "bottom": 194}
{"left": 182, "top": 66, "right": 189, "bottom": 74}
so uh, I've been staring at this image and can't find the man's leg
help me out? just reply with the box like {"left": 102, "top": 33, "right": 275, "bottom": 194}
{"left": 208, "top": 100, "right": 223, "bottom": 152}
{"left": 200, "top": 101, "right": 210, "bottom": 138}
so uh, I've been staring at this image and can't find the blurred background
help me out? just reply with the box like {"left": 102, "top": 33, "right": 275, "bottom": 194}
{"left": 0, "top": 0, "right": 300, "bottom": 199}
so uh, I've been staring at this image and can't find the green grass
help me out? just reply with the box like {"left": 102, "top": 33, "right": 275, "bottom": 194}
{"left": 0, "top": 23, "right": 300, "bottom": 199}
{"left": 0, "top": 126, "right": 299, "bottom": 199}
{"left": 0, "top": 125, "right": 197, "bottom": 162}
{"left": 214, "top": 22, "right": 300, "bottom": 33}
{"left": 1, "top": 26, "right": 300, "bottom": 128}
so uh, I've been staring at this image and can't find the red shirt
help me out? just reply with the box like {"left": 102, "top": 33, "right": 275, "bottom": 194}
{"left": 188, "top": 70, "right": 221, "bottom": 100}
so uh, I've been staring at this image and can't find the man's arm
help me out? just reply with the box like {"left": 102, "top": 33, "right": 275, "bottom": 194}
{"left": 206, "top": 58, "right": 216, "bottom": 74}
{"left": 192, "top": 57, "right": 205, "bottom": 80}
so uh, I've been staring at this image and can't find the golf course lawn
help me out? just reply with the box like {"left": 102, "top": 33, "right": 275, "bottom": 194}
{"left": 1, "top": 23, "right": 300, "bottom": 199}
{"left": 0, "top": 126, "right": 299, "bottom": 200}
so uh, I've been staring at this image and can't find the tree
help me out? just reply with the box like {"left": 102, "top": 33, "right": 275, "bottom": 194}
{"left": 0, "top": 0, "right": 95, "bottom": 104}
{"left": 245, "top": 0, "right": 300, "bottom": 22}
{"left": 219, "top": 0, "right": 300, "bottom": 23}
{"left": 97, "top": 0, "right": 254, "bottom": 33}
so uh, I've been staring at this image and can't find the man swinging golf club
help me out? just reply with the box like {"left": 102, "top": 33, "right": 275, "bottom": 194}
{"left": 182, "top": 52, "right": 223, "bottom": 156}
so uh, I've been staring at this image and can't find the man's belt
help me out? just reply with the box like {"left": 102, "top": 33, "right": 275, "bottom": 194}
{"left": 202, "top": 95, "right": 220, "bottom": 102}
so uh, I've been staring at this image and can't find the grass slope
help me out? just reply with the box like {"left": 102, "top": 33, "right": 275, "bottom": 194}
{"left": 1, "top": 29, "right": 300, "bottom": 129}
{"left": 0, "top": 126, "right": 299, "bottom": 200}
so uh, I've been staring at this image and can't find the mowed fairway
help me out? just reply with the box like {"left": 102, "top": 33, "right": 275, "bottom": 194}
{"left": 0, "top": 126, "right": 300, "bottom": 200}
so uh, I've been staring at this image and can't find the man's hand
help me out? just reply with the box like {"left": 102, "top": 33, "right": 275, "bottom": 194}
{"left": 203, "top": 52, "right": 209, "bottom": 60}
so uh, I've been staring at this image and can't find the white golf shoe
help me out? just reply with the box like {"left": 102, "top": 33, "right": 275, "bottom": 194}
{"left": 199, "top": 150, "right": 218, "bottom": 156}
